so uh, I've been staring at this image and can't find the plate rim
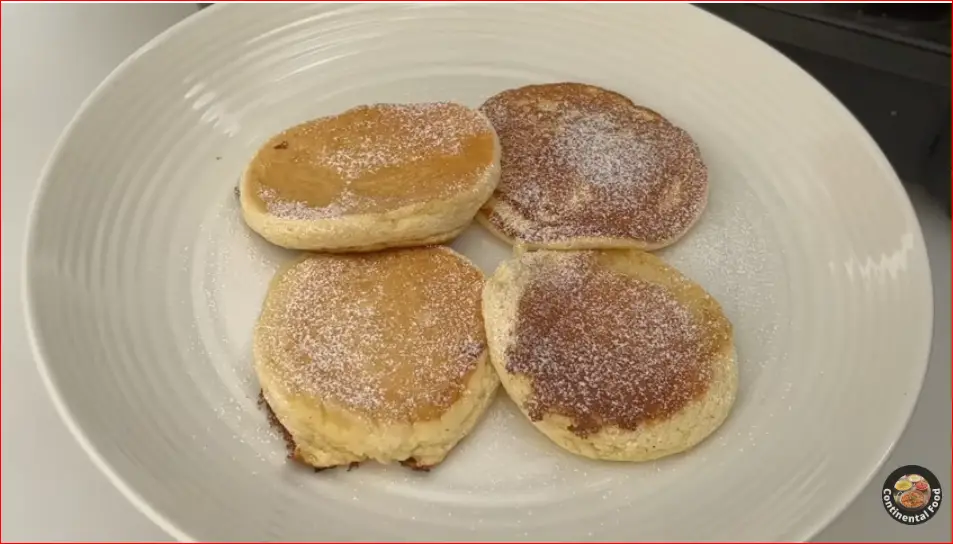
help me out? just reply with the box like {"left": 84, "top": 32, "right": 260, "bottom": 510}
{"left": 21, "top": 4, "right": 226, "bottom": 542}
{"left": 20, "top": 3, "right": 934, "bottom": 542}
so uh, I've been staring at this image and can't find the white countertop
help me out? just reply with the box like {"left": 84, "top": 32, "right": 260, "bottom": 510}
{"left": 2, "top": 4, "right": 949, "bottom": 541}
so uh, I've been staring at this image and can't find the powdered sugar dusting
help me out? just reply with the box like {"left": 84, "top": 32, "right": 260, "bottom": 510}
{"left": 254, "top": 102, "right": 492, "bottom": 221}
{"left": 256, "top": 249, "right": 486, "bottom": 422}
{"left": 321, "top": 103, "right": 482, "bottom": 180}
{"left": 506, "top": 253, "right": 728, "bottom": 436}
{"left": 554, "top": 113, "right": 659, "bottom": 189}
{"left": 258, "top": 186, "right": 354, "bottom": 220}
{"left": 480, "top": 83, "right": 707, "bottom": 244}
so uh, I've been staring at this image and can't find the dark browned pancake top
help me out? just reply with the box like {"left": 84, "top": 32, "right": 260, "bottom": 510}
{"left": 480, "top": 83, "right": 707, "bottom": 246}
{"left": 505, "top": 251, "right": 731, "bottom": 436}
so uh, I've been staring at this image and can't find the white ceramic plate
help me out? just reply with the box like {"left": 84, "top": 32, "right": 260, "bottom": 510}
{"left": 24, "top": 4, "right": 933, "bottom": 541}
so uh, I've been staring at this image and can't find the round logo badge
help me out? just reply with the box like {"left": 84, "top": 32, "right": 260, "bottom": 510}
{"left": 881, "top": 465, "right": 943, "bottom": 525}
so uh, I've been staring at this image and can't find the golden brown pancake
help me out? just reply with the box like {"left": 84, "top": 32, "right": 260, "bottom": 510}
{"left": 254, "top": 247, "right": 499, "bottom": 469}
{"left": 483, "top": 249, "right": 736, "bottom": 461}
{"left": 478, "top": 83, "right": 708, "bottom": 250}
{"left": 240, "top": 102, "right": 501, "bottom": 251}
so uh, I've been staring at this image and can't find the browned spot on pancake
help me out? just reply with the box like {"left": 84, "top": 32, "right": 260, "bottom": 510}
{"left": 480, "top": 83, "right": 706, "bottom": 245}
{"left": 400, "top": 457, "right": 432, "bottom": 472}
{"left": 256, "top": 247, "right": 486, "bottom": 423}
{"left": 258, "top": 393, "right": 370, "bottom": 472}
{"left": 506, "top": 252, "right": 728, "bottom": 436}
{"left": 257, "top": 391, "right": 295, "bottom": 458}
{"left": 246, "top": 102, "right": 496, "bottom": 219}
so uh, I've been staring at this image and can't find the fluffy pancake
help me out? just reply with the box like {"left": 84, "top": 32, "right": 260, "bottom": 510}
{"left": 241, "top": 102, "right": 501, "bottom": 252}
{"left": 254, "top": 247, "right": 499, "bottom": 469}
{"left": 478, "top": 83, "right": 708, "bottom": 250}
{"left": 483, "top": 249, "right": 736, "bottom": 461}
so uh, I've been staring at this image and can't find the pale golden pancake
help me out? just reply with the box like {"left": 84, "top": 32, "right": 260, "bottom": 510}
{"left": 254, "top": 247, "right": 499, "bottom": 469}
{"left": 241, "top": 102, "right": 501, "bottom": 251}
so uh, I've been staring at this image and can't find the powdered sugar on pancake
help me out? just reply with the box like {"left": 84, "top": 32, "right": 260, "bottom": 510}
{"left": 506, "top": 252, "right": 729, "bottom": 436}
{"left": 479, "top": 83, "right": 708, "bottom": 245}
{"left": 257, "top": 186, "right": 354, "bottom": 220}
{"left": 321, "top": 103, "right": 482, "bottom": 181}
{"left": 253, "top": 102, "right": 495, "bottom": 220}
{"left": 554, "top": 112, "right": 660, "bottom": 190}
{"left": 255, "top": 248, "right": 486, "bottom": 422}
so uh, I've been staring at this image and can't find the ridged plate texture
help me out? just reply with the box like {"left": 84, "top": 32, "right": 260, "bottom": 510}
{"left": 24, "top": 4, "right": 932, "bottom": 541}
